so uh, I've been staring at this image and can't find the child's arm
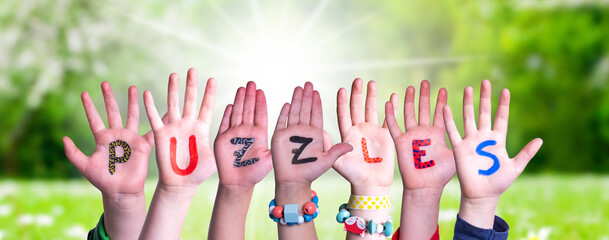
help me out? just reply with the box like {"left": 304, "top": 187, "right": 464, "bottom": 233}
{"left": 384, "top": 80, "right": 456, "bottom": 240}
{"left": 139, "top": 69, "right": 217, "bottom": 240}
{"left": 208, "top": 82, "right": 273, "bottom": 239}
{"left": 333, "top": 79, "right": 396, "bottom": 240}
{"left": 63, "top": 82, "right": 152, "bottom": 240}
{"left": 442, "top": 80, "right": 542, "bottom": 238}
{"left": 271, "top": 82, "right": 353, "bottom": 240}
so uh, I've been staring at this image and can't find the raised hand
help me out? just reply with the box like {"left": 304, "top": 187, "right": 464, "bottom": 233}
{"left": 208, "top": 81, "right": 272, "bottom": 240}
{"left": 271, "top": 82, "right": 352, "bottom": 240}
{"left": 63, "top": 81, "right": 151, "bottom": 240}
{"left": 385, "top": 80, "right": 455, "bottom": 239}
{"left": 385, "top": 80, "right": 455, "bottom": 191}
{"left": 272, "top": 82, "right": 352, "bottom": 185}
{"left": 443, "top": 80, "right": 543, "bottom": 228}
{"left": 140, "top": 68, "right": 216, "bottom": 240}
{"left": 214, "top": 81, "right": 272, "bottom": 187}
{"left": 143, "top": 68, "right": 217, "bottom": 187}
{"left": 334, "top": 78, "right": 395, "bottom": 193}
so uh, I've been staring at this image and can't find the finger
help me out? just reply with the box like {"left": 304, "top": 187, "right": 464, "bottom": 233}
{"left": 167, "top": 73, "right": 180, "bottom": 123}
{"left": 126, "top": 86, "right": 139, "bottom": 132}
{"left": 63, "top": 136, "right": 87, "bottom": 173}
{"left": 242, "top": 81, "right": 257, "bottom": 125}
{"left": 198, "top": 78, "right": 216, "bottom": 123}
{"left": 218, "top": 104, "right": 233, "bottom": 135}
{"left": 443, "top": 105, "right": 462, "bottom": 145}
{"left": 274, "top": 103, "right": 290, "bottom": 133}
{"left": 182, "top": 68, "right": 198, "bottom": 119}
{"left": 288, "top": 87, "right": 303, "bottom": 126}
{"left": 337, "top": 88, "right": 352, "bottom": 133}
{"left": 231, "top": 87, "right": 245, "bottom": 127}
{"left": 478, "top": 80, "right": 492, "bottom": 132}
{"left": 493, "top": 89, "right": 510, "bottom": 136}
{"left": 311, "top": 90, "right": 323, "bottom": 128}
{"left": 81, "top": 91, "right": 106, "bottom": 133}
{"left": 404, "top": 86, "right": 417, "bottom": 130}
{"left": 324, "top": 143, "right": 353, "bottom": 164}
{"left": 101, "top": 81, "right": 123, "bottom": 129}
{"left": 350, "top": 78, "right": 365, "bottom": 124}
{"left": 432, "top": 88, "right": 448, "bottom": 129}
{"left": 144, "top": 90, "right": 163, "bottom": 131}
{"left": 513, "top": 138, "right": 543, "bottom": 174}
{"left": 383, "top": 93, "right": 399, "bottom": 128}
{"left": 323, "top": 130, "right": 333, "bottom": 152}
{"left": 144, "top": 113, "right": 168, "bottom": 145}
{"left": 365, "top": 81, "right": 379, "bottom": 125}
{"left": 254, "top": 89, "right": 268, "bottom": 129}
{"left": 385, "top": 101, "right": 402, "bottom": 139}
{"left": 463, "top": 86, "right": 477, "bottom": 136}
{"left": 418, "top": 80, "right": 431, "bottom": 126}
{"left": 299, "top": 82, "right": 314, "bottom": 125}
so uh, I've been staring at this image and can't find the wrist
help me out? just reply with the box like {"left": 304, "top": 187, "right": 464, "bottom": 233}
{"left": 275, "top": 182, "right": 312, "bottom": 205}
{"left": 156, "top": 183, "right": 198, "bottom": 200}
{"left": 458, "top": 196, "right": 499, "bottom": 229}
{"left": 217, "top": 183, "right": 254, "bottom": 198}
{"left": 101, "top": 191, "right": 146, "bottom": 211}
{"left": 350, "top": 184, "right": 391, "bottom": 196}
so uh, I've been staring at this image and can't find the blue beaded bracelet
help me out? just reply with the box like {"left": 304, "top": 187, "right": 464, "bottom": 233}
{"left": 336, "top": 203, "right": 393, "bottom": 237}
{"left": 268, "top": 190, "right": 319, "bottom": 225}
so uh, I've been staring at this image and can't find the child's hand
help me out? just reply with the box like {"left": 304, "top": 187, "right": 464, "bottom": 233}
{"left": 64, "top": 82, "right": 151, "bottom": 196}
{"left": 443, "top": 80, "right": 543, "bottom": 228}
{"left": 63, "top": 82, "right": 151, "bottom": 239}
{"left": 214, "top": 81, "right": 272, "bottom": 187}
{"left": 140, "top": 68, "right": 216, "bottom": 240}
{"left": 333, "top": 79, "right": 395, "bottom": 195}
{"left": 385, "top": 80, "right": 455, "bottom": 192}
{"left": 143, "top": 68, "right": 217, "bottom": 189}
{"left": 272, "top": 82, "right": 353, "bottom": 185}
{"left": 272, "top": 82, "right": 352, "bottom": 240}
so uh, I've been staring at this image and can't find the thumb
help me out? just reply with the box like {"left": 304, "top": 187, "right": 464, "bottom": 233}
{"left": 322, "top": 130, "right": 333, "bottom": 152}
{"left": 63, "top": 136, "right": 88, "bottom": 173}
{"left": 513, "top": 138, "right": 543, "bottom": 174}
{"left": 324, "top": 143, "right": 353, "bottom": 164}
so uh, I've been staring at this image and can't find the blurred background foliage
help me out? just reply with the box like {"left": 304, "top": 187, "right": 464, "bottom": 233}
{"left": 1, "top": 0, "right": 609, "bottom": 178}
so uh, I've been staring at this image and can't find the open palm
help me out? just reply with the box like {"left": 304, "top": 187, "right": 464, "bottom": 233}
{"left": 333, "top": 79, "right": 395, "bottom": 188}
{"left": 272, "top": 82, "right": 352, "bottom": 184}
{"left": 443, "top": 80, "right": 543, "bottom": 200}
{"left": 144, "top": 69, "right": 217, "bottom": 187}
{"left": 64, "top": 82, "right": 151, "bottom": 195}
{"left": 214, "top": 82, "right": 272, "bottom": 187}
{"left": 386, "top": 80, "right": 455, "bottom": 191}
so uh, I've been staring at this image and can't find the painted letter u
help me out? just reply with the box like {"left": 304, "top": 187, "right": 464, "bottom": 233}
{"left": 170, "top": 135, "right": 198, "bottom": 176}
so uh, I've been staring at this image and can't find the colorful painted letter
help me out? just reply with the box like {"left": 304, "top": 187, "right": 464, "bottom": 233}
{"left": 230, "top": 137, "right": 259, "bottom": 168}
{"left": 361, "top": 138, "right": 382, "bottom": 163}
{"left": 108, "top": 140, "right": 131, "bottom": 175}
{"left": 412, "top": 139, "right": 435, "bottom": 169}
{"left": 289, "top": 136, "right": 317, "bottom": 164}
{"left": 170, "top": 135, "right": 198, "bottom": 176}
{"left": 476, "top": 140, "right": 499, "bottom": 176}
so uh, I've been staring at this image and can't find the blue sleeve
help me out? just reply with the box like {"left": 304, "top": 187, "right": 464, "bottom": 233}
{"left": 453, "top": 214, "right": 509, "bottom": 240}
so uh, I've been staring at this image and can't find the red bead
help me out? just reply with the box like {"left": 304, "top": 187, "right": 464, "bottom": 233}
{"left": 303, "top": 202, "right": 317, "bottom": 215}
{"left": 311, "top": 190, "right": 317, "bottom": 199}
{"left": 272, "top": 206, "right": 284, "bottom": 219}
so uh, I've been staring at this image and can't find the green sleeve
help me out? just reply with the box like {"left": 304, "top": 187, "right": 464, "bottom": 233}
{"left": 87, "top": 213, "right": 110, "bottom": 240}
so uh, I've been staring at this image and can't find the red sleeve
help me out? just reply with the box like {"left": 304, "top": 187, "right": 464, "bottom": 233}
{"left": 391, "top": 225, "right": 440, "bottom": 240}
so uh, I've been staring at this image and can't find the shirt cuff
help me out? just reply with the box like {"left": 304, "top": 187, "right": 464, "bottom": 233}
{"left": 87, "top": 213, "right": 111, "bottom": 240}
{"left": 391, "top": 225, "right": 440, "bottom": 240}
{"left": 454, "top": 214, "right": 509, "bottom": 240}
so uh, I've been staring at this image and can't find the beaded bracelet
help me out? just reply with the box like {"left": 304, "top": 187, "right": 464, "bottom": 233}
{"left": 268, "top": 190, "right": 319, "bottom": 226}
{"left": 336, "top": 203, "right": 393, "bottom": 237}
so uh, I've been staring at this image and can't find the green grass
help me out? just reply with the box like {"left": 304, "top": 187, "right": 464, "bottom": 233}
{"left": 1, "top": 174, "right": 608, "bottom": 239}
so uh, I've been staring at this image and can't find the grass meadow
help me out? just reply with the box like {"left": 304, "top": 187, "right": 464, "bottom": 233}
{"left": 1, "top": 173, "right": 608, "bottom": 239}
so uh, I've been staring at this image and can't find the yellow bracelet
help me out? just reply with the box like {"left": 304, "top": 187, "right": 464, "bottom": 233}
{"left": 347, "top": 195, "right": 391, "bottom": 210}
